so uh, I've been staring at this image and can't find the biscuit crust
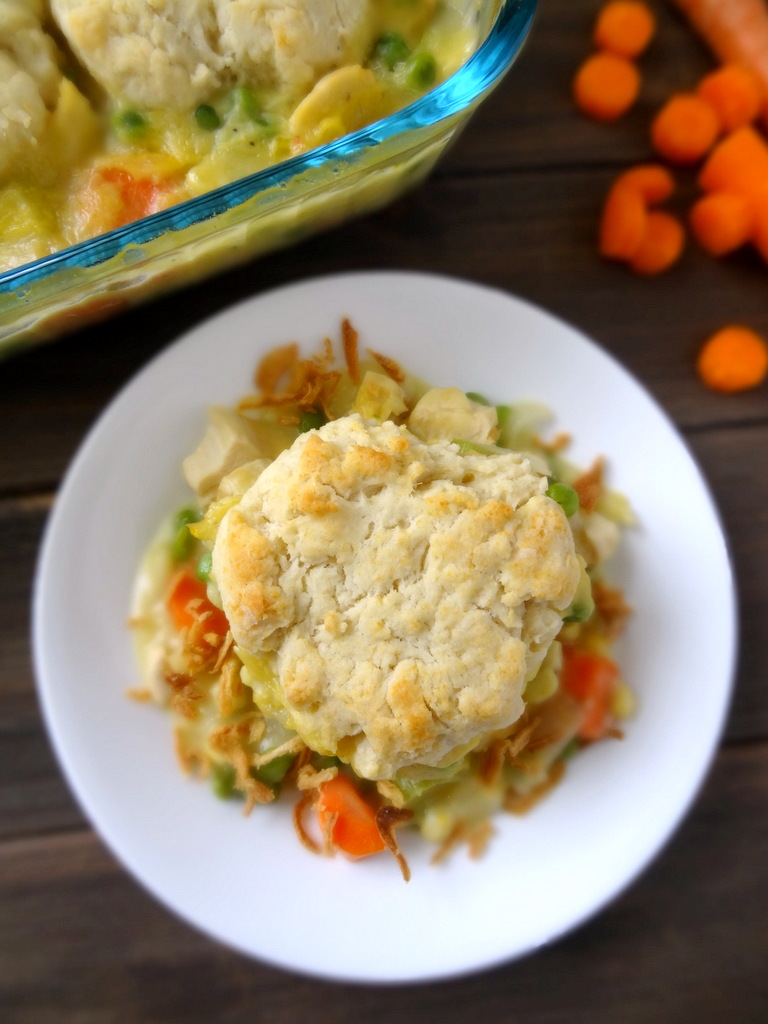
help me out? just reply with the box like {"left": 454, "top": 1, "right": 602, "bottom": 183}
{"left": 213, "top": 416, "right": 580, "bottom": 779}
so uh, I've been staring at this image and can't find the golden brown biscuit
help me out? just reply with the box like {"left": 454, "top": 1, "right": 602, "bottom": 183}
{"left": 213, "top": 416, "right": 580, "bottom": 779}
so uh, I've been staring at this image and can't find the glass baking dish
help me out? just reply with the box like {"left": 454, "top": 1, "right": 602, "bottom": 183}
{"left": 0, "top": 0, "right": 537, "bottom": 355}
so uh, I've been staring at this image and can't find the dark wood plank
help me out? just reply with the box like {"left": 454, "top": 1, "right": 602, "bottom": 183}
{"left": 451, "top": 0, "right": 715, "bottom": 173}
{"left": 1, "top": 743, "right": 766, "bottom": 1024}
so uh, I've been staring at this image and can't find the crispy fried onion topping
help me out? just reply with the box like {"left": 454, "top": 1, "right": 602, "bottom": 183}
{"left": 209, "top": 720, "right": 275, "bottom": 813}
{"left": 375, "top": 806, "right": 414, "bottom": 882}
{"left": 241, "top": 332, "right": 342, "bottom": 416}
{"left": 504, "top": 760, "right": 566, "bottom": 816}
{"left": 431, "top": 820, "right": 495, "bottom": 865}
{"left": 573, "top": 456, "right": 605, "bottom": 513}
{"left": 591, "top": 579, "right": 633, "bottom": 639}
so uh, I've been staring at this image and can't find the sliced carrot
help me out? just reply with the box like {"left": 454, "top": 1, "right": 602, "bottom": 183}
{"left": 697, "top": 64, "right": 764, "bottom": 131}
{"left": 316, "top": 773, "right": 386, "bottom": 858}
{"left": 594, "top": 1, "right": 657, "bottom": 59}
{"left": 599, "top": 183, "right": 648, "bottom": 259}
{"left": 560, "top": 648, "right": 619, "bottom": 741}
{"left": 650, "top": 92, "right": 721, "bottom": 163}
{"left": 167, "top": 570, "right": 229, "bottom": 635}
{"left": 699, "top": 125, "right": 768, "bottom": 200}
{"left": 628, "top": 210, "right": 686, "bottom": 274}
{"left": 614, "top": 163, "right": 675, "bottom": 203}
{"left": 696, "top": 325, "right": 768, "bottom": 392}
{"left": 689, "top": 191, "right": 754, "bottom": 255}
{"left": 573, "top": 52, "right": 641, "bottom": 121}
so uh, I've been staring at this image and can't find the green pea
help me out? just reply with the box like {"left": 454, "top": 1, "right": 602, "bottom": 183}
{"left": 298, "top": 409, "right": 328, "bottom": 433}
{"left": 170, "top": 507, "right": 199, "bottom": 562}
{"left": 229, "top": 86, "right": 263, "bottom": 122}
{"left": 210, "top": 762, "right": 239, "bottom": 800}
{"left": 374, "top": 31, "right": 411, "bottom": 70}
{"left": 495, "top": 404, "right": 512, "bottom": 430}
{"left": 251, "top": 753, "right": 294, "bottom": 789}
{"left": 546, "top": 481, "right": 579, "bottom": 517}
{"left": 195, "top": 104, "right": 220, "bottom": 130}
{"left": 112, "top": 109, "right": 148, "bottom": 138}
{"left": 559, "top": 738, "right": 582, "bottom": 762}
{"left": 195, "top": 549, "right": 213, "bottom": 582}
{"left": 406, "top": 52, "right": 437, "bottom": 89}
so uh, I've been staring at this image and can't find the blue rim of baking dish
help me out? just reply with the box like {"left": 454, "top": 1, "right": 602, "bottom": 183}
{"left": 0, "top": 0, "right": 537, "bottom": 293}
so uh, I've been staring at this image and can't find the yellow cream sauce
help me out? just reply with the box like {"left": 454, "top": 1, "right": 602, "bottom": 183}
{"left": 0, "top": 0, "right": 477, "bottom": 273}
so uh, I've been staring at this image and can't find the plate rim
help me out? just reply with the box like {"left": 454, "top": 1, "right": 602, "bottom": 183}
{"left": 32, "top": 270, "right": 738, "bottom": 983}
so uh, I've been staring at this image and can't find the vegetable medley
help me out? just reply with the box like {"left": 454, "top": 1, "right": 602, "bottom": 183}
{"left": 0, "top": 0, "right": 477, "bottom": 274}
{"left": 130, "top": 323, "right": 635, "bottom": 879}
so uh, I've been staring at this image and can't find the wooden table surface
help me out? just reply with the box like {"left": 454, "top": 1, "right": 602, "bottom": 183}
{"left": 2, "top": 1, "right": 767, "bottom": 1020}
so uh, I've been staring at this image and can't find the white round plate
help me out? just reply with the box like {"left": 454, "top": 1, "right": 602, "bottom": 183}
{"left": 34, "top": 272, "right": 736, "bottom": 984}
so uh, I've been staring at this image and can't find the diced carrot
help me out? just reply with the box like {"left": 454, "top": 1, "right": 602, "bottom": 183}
{"left": 667, "top": 0, "right": 768, "bottom": 120}
{"left": 698, "top": 125, "right": 768, "bottom": 200}
{"left": 697, "top": 64, "right": 764, "bottom": 131}
{"left": 594, "top": 1, "right": 657, "bottom": 59}
{"left": 96, "top": 167, "right": 162, "bottom": 228}
{"left": 689, "top": 191, "right": 754, "bottom": 255}
{"left": 560, "top": 648, "right": 619, "bottom": 741}
{"left": 629, "top": 210, "right": 686, "bottom": 274}
{"left": 599, "top": 183, "right": 648, "bottom": 260}
{"left": 614, "top": 163, "right": 675, "bottom": 203}
{"left": 316, "top": 773, "right": 386, "bottom": 858}
{"left": 650, "top": 92, "right": 721, "bottom": 163}
{"left": 696, "top": 325, "right": 768, "bottom": 392}
{"left": 167, "top": 570, "right": 229, "bottom": 635}
{"left": 573, "top": 52, "right": 641, "bottom": 121}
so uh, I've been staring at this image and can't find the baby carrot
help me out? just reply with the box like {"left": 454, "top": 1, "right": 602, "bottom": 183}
{"left": 594, "top": 1, "right": 657, "bottom": 58}
{"left": 613, "top": 163, "right": 676, "bottom": 203}
{"left": 696, "top": 325, "right": 768, "bottom": 392}
{"left": 651, "top": 92, "right": 721, "bottom": 163}
{"left": 573, "top": 51, "right": 641, "bottom": 120}
{"left": 628, "top": 209, "right": 686, "bottom": 274}
{"left": 698, "top": 124, "right": 768, "bottom": 199}
{"left": 689, "top": 191, "right": 754, "bottom": 255}
{"left": 697, "top": 64, "right": 764, "bottom": 132}
{"left": 599, "top": 183, "right": 648, "bottom": 259}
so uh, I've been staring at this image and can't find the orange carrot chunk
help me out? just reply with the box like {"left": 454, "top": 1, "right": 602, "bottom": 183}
{"left": 167, "top": 570, "right": 229, "bottom": 635}
{"left": 594, "top": 1, "right": 657, "bottom": 58}
{"left": 614, "top": 163, "right": 675, "bottom": 203}
{"left": 696, "top": 325, "right": 768, "bottom": 392}
{"left": 699, "top": 124, "right": 768, "bottom": 199}
{"left": 697, "top": 64, "right": 764, "bottom": 132}
{"left": 629, "top": 210, "right": 686, "bottom": 275}
{"left": 651, "top": 92, "right": 721, "bottom": 163}
{"left": 599, "top": 183, "right": 648, "bottom": 259}
{"left": 316, "top": 774, "right": 386, "bottom": 858}
{"left": 560, "top": 648, "right": 619, "bottom": 741}
{"left": 573, "top": 52, "right": 641, "bottom": 121}
{"left": 689, "top": 191, "right": 754, "bottom": 255}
